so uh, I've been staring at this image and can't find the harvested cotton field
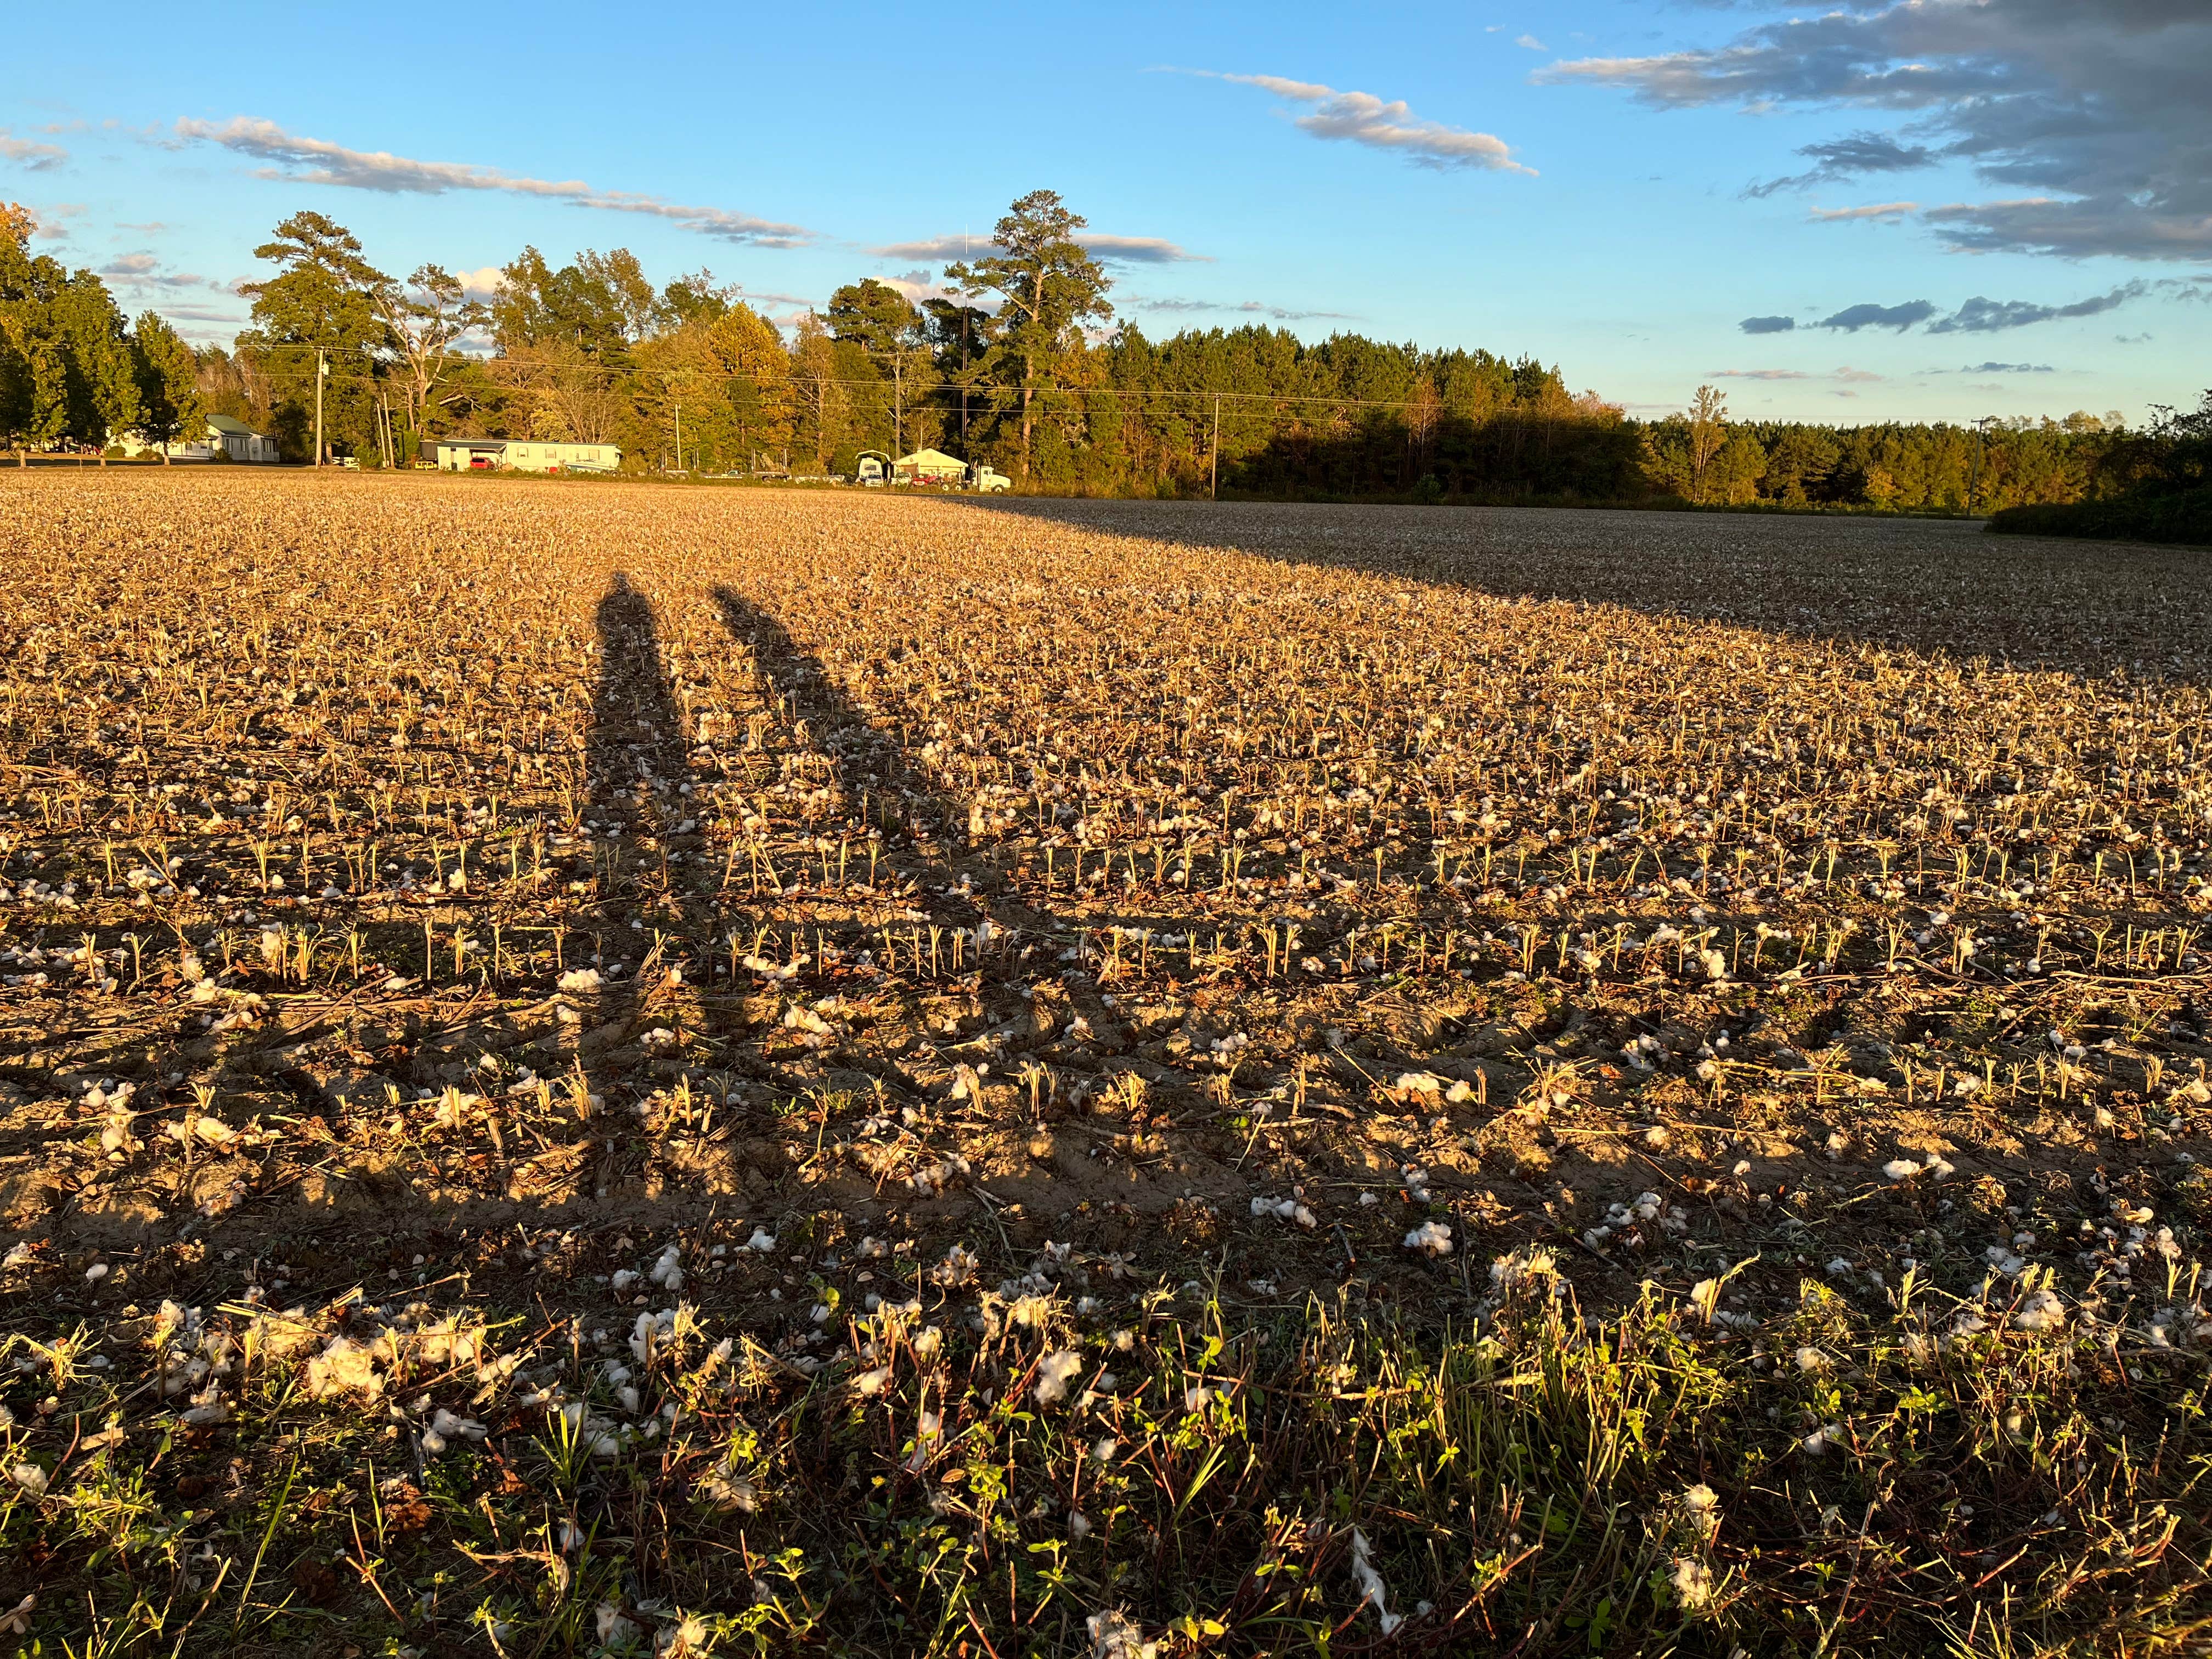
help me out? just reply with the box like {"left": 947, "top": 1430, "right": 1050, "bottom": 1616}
{"left": 1, "top": 470, "right": 2208, "bottom": 1656}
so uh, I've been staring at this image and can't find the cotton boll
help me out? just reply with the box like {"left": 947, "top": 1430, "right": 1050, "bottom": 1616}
{"left": 1034, "top": 1350, "right": 1086, "bottom": 1406}
{"left": 1086, "top": 1609, "right": 1158, "bottom": 1659}
{"left": 1348, "top": 1528, "right": 1403, "bottom": 1635}
{"left": 1670, "top": 1557, "right": 1716, "bottom": 1610}
{"left": 2015, "top": 1288, "right": 2067, "bottom": 1331}
{"left": 649, "top": 1245, "right": 683, "bottom": 1291}
{"left": 1404, "top": 1221, "right": 1453, "bottom": 1257}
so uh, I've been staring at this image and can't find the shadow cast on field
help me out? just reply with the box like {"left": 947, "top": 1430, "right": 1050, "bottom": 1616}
{"left": 706, "top": 584, "right": 1040, "bottom": 950}
{"left": 938, "top": 494, "right": 2212, "bottom": 686}
{"left": 571, "top": 572, "right": 718, "bottom": 1078}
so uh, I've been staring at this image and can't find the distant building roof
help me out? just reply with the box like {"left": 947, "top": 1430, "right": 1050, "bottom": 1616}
{"left": 895, "top": 448, "right": 967, "bottom": 472}
{"left": 206, "top": 413, "right": 268, "bottom": 438}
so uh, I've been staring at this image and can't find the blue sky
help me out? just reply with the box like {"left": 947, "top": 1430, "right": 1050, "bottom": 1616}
{"left": 6, "top": 0, "right": 2207, "bottom": 423}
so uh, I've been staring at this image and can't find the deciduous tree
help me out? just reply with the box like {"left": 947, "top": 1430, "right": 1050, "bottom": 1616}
{"left": 1688, "top": 383, "right": 1728, "bottom": 504}
{"left": 131, "top": 311, "right": 205, "bottom": 461}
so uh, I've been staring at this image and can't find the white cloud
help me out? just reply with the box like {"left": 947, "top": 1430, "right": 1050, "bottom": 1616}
{"left": 1809, "top": 201, "right": 1919, "bottom": 221}
{"left": 0, "top": 129, "right": 67, "bottom": 171}
{"left": 1076, "top": 232, "right": 1207, "bottom": 264}
{"left": 1133, "top": 295, "right": 1356, "bottom": 321}
{"left": 1209, "top": 72, "right": 1535, "bottom": 174}
{"left": 452, "top": 266, "right": 506, "bottom": 303}
{"left": 172, "top": 117, "right": 815, "bottom": 247}
{"left": 1515, "top": 35, "right": 1547, "bottom": 51}
{"left": 877, "top": 268, "right": 962, "bottom": 307}
{"left": 98, "top": 251, "right": 228, "bottom": 292}
{"left": 733, "top": 285, "right": 817, "bottom": 310}
{"left": 872, "top": 231, "right": 1204, "bottom": 266}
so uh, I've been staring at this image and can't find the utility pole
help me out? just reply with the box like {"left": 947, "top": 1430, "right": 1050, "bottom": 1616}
{"left": 1210, "top": 394, "right": 1221, "bottom": 500}
{"left": 674, "top": 403, "right": 682, "bottom": 475}
{"left": 313, "top": 349, "right": 328, "bottom": 467}
{"left": 960, "top": 228, "right": 970, "bottom": 450}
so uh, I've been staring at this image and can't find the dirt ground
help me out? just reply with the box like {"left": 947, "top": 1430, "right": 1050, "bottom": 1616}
{"left": 0, "top": 472, "right": 2207, "bottom": 1654}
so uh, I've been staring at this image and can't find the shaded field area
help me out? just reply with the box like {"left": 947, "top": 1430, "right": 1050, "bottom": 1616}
{"left": 0, "top": 473, "right": 2208, "bottom": 1656}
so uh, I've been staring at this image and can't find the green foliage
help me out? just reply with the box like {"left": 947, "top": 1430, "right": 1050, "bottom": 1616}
{"left": 235, "top": 210, "right": 392, "bottom": 462}
{"left": 0, "top": 206, "right": 145, "bottom": 458}
{"left": 1988, "top": 391, "right": 2212, "bottom": 545}
{"left": 101, "top": 192, "right": 2179, "bottom": 511}
{"left": 131, "top": 311, "right": 204, "bottom": 458}
{"left": 946, "top": 189, "right": 1115, "bottom": 480}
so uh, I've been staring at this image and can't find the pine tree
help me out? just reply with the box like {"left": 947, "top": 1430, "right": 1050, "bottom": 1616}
{"left": 945, "top": 191, "right": 1113, "bottom": 482}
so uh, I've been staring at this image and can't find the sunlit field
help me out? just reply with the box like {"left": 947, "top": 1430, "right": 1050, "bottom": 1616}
{"left": 1, "top": 470, "right": 2208, "bottom": 1656}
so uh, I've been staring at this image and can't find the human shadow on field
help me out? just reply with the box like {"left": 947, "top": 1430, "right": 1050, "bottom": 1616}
{"left": 939, "top": 494, "right": 2212, "bottom": 686}
{"left": 571, "top": 573, "right": 719, "bottom": 1126}
{"left": 706, "top": 585, "right": 1027, "bottom": 952}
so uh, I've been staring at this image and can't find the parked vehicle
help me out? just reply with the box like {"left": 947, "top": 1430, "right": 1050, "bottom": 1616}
{"left": 855, "top": 450, "right": 890, "bottom": 487}
{"left": 971, "top": 464, "right": 1012, "bottom": 493}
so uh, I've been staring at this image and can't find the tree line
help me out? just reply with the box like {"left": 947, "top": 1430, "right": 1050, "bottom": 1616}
{"left": 0, "top": 205, "right": 204, "bottom": 465}
{"left": 0, "top": 193, "right": 2157, "bottom": 514}
{"left": 1990, "top": 391, "right": 2211, "bottom": 545}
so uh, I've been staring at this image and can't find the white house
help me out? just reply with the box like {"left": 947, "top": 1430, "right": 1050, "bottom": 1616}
{"left": 423, "top": 439, "right": 620, "bottom": 474}
{"left": 115, "top": 413, "right": 281, "bottom": 464}
{"left": 206, "top": 414, "right": 281, "bottom": 464}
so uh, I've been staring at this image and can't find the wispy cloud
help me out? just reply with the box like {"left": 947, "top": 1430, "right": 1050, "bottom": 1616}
{"left": 1743, "top": 131, "right": 1936, "bottom": 199}
{"left": 1709, "top": 365, "right": 1885, "bottom": 385}
{"left": 1515, "top": 34, "right": 1547, "bottom": 51}
{"left": 1739, "top": 314, "right": 1797, "bottom": 334}
{"left": 1197, "top": 71, "right": 1534, "bottom": 174}
{"left": 0, "top": 128, "right": 69, "bottom": 171}
{"left": 1537, "top": 0, "right": 2212, "bottom": 259}
{"left": 98, "top": 251, "right": 229, "bottom": 292}
{"left": 1133, "top": 296, "right": 1356, "bottom": 321}
{"left": 872, "top": 231, "right": 1204, "bottom": 265}
{"left": 1925, "top": 280, "right": 2147, "bottom": 332}
{"left": 1809, "top": 200, "right": 1918, "bottom": 221}
{"left": 171, "top": 117, "right": 816, "bottom": 247}
{"left": 1793, "top": 281, "right": 2154, "bottom": 336}
{"left": 1817, "top": 300, "right": 1937, "bottom": 332}
{"left": 1078, "top": 233, "right": 1207, "bottom": 264}
{"left": 1932, "top": 361, "right": 2058, "bottom": 373}
{"left": 18, "top": 202, "right": 87, "bottom": 240}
